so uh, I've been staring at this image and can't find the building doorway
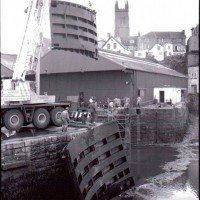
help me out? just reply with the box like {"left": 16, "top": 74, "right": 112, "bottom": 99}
{"left": 159, "top": 91, "right": 165, "bottom": 102}
{"left": 138, "top": 89, "right": 146, "bottom": 102}
{"left": 191, "top": 85, "right": 197, "bottom": 94}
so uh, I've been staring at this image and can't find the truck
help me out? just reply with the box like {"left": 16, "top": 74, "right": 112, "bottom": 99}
{"left": 1, "top": 0, "right": 70, "bottom": 132}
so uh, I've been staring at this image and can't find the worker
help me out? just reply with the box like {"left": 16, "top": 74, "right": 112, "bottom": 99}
{"left": 136, "top": 96, "right": 141, "bottom": 107}
{"left": 61, "top": 107, "right": 70, "bottom": 132}
{"left": 88, "top": 98, "right": 96, "bottom": 124}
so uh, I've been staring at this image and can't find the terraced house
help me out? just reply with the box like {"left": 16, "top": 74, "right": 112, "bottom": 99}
{"left": 187, "top": 24, "right": 199, "bottom": 94}
{"left": 134, "top": 31, "right": 186, "bottom": 61}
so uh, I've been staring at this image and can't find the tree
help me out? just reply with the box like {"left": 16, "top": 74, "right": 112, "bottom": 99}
{"left": 159, "top": 54, "right": 187, "bottom": 75}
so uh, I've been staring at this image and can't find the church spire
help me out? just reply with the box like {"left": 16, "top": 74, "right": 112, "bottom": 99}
{"left": 125, "top": 0, "right": 129, "bottom": 11}
{"left": 115, "top": 0, "right": 119, "bottom": 11}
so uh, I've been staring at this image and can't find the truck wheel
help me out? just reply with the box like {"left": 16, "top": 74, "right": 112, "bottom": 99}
{"left": 33, "top": 108, "right": 50, "bottom": 129}
{"left": 50, "top": 107, "right": 64, "bottom": 126}
{"left": 3, "top": 109, "right": 24, "bottom": 131}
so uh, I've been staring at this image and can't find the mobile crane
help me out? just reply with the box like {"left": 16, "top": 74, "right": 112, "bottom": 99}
{"left": 1, "top": 0, "right": 70, "bottom": 131}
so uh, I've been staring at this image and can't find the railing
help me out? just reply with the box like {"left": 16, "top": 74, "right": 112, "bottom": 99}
{"left": 140, "top": 99, "right": 154, "bottom": 106}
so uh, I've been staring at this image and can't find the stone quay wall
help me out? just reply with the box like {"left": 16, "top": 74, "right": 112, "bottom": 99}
{"left": 128, "top": 104, "right": 189, "bottom": 145}
{"left": 1, "top": 130, "right": 87, "bottom": 200}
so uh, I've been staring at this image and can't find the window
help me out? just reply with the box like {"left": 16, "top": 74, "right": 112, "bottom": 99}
{"left": 130, "top": 40, "right": 135, "bottom": 44}
{"left": 138, "top": 89, "right": 146, "bottom": 100}
{"left": 79, "top": 26, "right": 87, "bottom": 32}
{"left": 168, "top": 46, "right": 170, "bottom": 50}
{"left": 107, "top": 44, "right": 110, "bottom": 49}
{"left": 120, "top": 17, "right": 125, "bottom": 24}
{"left": 52, "top": 14, "right": 64, "bottom": 19}
{"left": 66, "top": 15, "right": 77, "bottom": 21}
{"left": 79, "top": 36, "right": 88, "bottom": 41}
{"left": 53, "top": 33, "right": 66, "bottom": 38}
{"left": 66, "top": 24, "right": 78, "bottom": 30}
{"left": 53, "top": 23, "right": 65, "bottom": 28}
{"left": 191, "top": 73, "right": 197, "bottom": 79}
{"left": 191, "top": 85, "right": 197, "bottom": 94}
{"left": 113, "top": 43, "right": 117, "bottom": 49}
{"left": 157, "top": 46, "right": 160, "bottom": 50}
{"left": 67, "top": 34, "right": 78, "bottom": 39}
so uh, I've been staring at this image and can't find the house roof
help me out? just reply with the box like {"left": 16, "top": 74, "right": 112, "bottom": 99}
{"left": 1, "top": 65, "right": 13, "bottom": 78}
{"left": 120, "top": 36, "right": 139, "bottom": 46}
{"left": 1, "top": 53, "right": 17, "bottom": 71}
{"left": 1, "top": 53, "right": 16, "bottom": 77}
{"left": 141, "top": 31, "right": 186, "bottom": 39}
{"left": 40, "top": 49, "right": 187, "bottom": 78}
{"left": 102, "top": 36, "right": 129, "bottom": 50}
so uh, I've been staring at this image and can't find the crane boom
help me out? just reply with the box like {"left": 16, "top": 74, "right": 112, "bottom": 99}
{"left": 12, "top": 0, "right": 50, "bottom": 94}
{"left": 1, "top": 0, "right": 55, "bottom": 105}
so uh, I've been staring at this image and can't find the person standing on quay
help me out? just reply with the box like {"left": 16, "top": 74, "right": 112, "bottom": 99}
{"left": 61, "top": 107, "right": 70, "bottom": 132}
{"left": 88, "top": 98, "right": 96, "bottom": 124}
{"left": 136, "top": 96, "right": 141, "bottom": 107}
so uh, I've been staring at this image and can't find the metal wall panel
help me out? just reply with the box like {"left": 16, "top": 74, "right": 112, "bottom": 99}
{"left": 62, "top": 121, "right": 134, "bottom": 200}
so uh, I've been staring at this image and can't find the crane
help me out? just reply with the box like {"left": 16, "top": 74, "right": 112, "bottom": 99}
{"left": 1, "top": 0, "right": 54, "bottom": 105}
{"left": 1, "top": 0, "right": 70, "bottom": 131}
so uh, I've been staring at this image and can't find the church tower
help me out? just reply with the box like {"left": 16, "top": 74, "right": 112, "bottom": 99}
{"left": 114, "top": 0, "right": 130, "bottom": 38}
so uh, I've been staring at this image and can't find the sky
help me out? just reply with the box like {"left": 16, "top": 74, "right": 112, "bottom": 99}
{"left": 1, "top": 0, "right": 199, "bottom": 54}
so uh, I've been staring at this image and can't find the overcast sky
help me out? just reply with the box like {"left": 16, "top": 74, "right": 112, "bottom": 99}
{"left": 1, "top": 0, "right": 199, "bottom": 54}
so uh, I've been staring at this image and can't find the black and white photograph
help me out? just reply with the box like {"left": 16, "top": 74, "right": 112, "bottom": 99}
{"left": 1, "top": 0, "right": 199, "bottom": 199}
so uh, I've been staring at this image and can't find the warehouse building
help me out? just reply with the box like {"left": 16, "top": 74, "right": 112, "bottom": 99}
{"left": 39, "top": 49, "right": 188, "bottom": 104}
{"left": 1, "top": 49, "right": 188, "bottom": 105}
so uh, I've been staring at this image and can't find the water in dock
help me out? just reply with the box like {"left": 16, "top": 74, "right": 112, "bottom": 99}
{"left": 120, "top": 114, "right": 199, "bottom": 199}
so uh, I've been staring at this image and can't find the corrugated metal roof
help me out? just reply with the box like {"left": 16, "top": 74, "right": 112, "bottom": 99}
{"left": 1, "top": 50, "right": 187, "bottom": 79}
{"left": 99, "top": 51, "right": 187, "bottom": 78}
{"left": 40, "top": 50, "right": 123, "bottom": 74}
{"left": 41, "top": 49, "right": 187, "bottom": 78}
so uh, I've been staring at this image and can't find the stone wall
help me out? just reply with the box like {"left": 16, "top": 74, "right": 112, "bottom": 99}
{"left": 187, "top": 94, "right": 199, "bottom": 114}
{"left": 1, "top": 131, "right": 86, "bottom": 200}
{"left": 129, "top": 104, "right": 189, "bottom": 145}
